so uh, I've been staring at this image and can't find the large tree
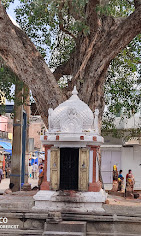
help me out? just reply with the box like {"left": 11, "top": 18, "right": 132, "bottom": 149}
{"left": 0, "top": 0, "right": 141, "bottom": 129}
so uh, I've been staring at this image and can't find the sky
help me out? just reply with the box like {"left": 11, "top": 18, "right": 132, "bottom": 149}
{"left": 7, "top": 0, "right": 19, "bottom": 20}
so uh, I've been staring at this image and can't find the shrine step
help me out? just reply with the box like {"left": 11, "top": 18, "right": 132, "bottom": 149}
{"left": 43, "top": 232, "right": 84, "bottom": 236}
{"left": 0, "top": 229, "right": 42, "bottom": 235}
{"left": 43, "top": 221, "right": 86, "bottom": 236}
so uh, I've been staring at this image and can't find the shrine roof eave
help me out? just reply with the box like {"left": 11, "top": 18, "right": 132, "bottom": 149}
{"left": 40, "top": 134, "right": 104, "bottom": 147}
{"left": 41, "top": 141, "right": 104, "bottom": 148}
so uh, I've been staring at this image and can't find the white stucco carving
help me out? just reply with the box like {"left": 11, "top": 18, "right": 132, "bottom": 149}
{"left": 49, "top": 86, "right": 94, "bottom": 133}
{"left": 41, "top": 86, "right": 104, "bottom": 146}
{"left": 60, "top": 107, "right": 82, "bottom": 133}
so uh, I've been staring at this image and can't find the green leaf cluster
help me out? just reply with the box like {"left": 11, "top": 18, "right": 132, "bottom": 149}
{"left": 0, "top": 57, "right": 26, "bottom": 110}
{"left": 105, "top": 35, "right": 141, "bottom": 119}
{"left": 11, "top": 0, "right": 89, "bottom": 64}
{"left": 96, "top": 0, "right": 135, "bottom": 17}
{"left": 1, "top": 0, "right": 141, "bottom": 137}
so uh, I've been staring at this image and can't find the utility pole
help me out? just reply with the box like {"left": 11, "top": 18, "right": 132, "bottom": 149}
{"left": 23, "top": 85, "right": 30, "bottom": 183}
{"left": 10, "top": 84, "right": 23, "bottom": 192}
{"left": 21, "top": 110, "right": 26, "bottom": 184}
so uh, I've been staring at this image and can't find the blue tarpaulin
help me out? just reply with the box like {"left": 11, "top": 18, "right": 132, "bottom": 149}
{"left": 31, "top": 158, "right": 38, "bottom": 165}
{"left": 0, "top": 141, "right": 12, "bottom": 155}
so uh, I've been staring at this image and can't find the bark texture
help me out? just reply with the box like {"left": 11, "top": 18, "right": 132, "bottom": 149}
{"left": 0, "top": 5, "right": 65, "bottom": 126}
{"left": 54, "top": 0, "right": 141, "bottom": 122}
{"left": 0, "top": 1, "right": 141, "bottom": 128}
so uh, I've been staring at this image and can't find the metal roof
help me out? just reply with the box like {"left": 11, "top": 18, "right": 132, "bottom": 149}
{"left": 0, "top": 141, "right": 12, "bottom": 154}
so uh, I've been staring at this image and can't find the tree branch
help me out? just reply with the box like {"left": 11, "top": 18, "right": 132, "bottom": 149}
{"left": 67, "top": 0, "right": 83, "bottom": 20}
{"left": 59, "top": 23, "right": 77, "bottom": 40}
{"left": 86, "top": 0, "right": 100, "bottom": 35}
{"left": 134, "top": 0, "right": 141, "bottom": 8}
{"left": 101, "top": 5, "right": 141, "bottom": 64}
{"left": 0, "top": 4, "right": 65, "bottom": 126}
{"left": 58, "top": 2, "right": 77, "bottom": 40}
{"left": 53, "top": 61, "right": 73, "bottom": 81}
{"left": 74, "top": 24, "right": 101, "bottom": 81}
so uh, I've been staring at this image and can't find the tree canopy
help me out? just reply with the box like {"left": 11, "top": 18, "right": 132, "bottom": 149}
{"left": 0, "top": 0, "right": 141, "bottom": 130}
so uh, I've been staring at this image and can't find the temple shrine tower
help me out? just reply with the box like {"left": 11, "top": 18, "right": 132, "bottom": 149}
{"left": 34, "top": 86, "right": 107, "bottom": 213}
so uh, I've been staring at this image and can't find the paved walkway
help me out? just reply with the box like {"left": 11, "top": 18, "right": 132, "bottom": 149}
{"left": 0, "top": 179, "right": 141, "bottom": 216}
{"left": 0, "top": 191, "right": 140, "bottom": 216}
{"left": 0, "top": 177, "right": 38, "bottom": 193}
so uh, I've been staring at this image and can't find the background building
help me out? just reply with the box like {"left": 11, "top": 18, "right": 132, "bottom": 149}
{"left": 101, "top": 112, "right": 141, "bottom": 190}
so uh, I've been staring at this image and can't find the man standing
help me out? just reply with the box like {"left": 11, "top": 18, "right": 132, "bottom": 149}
{"left": 0, "top": 167, "right": 3, "bottom": 183}
{"left": 32, "top": 163, "right": 35, "bottom": 179}
{"left": 34, "top": 162, "right": 38, "bottom": 179}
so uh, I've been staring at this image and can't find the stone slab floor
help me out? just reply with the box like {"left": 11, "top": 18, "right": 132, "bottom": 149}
{"left": 0, "top": 178, "right": 38, "bottom": 194}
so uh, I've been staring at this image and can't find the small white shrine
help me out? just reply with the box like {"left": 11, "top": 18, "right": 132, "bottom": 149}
{"left": 34, "top": 86, "right": 107, "bottom": 213}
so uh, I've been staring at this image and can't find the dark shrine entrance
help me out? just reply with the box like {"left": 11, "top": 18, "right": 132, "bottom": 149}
{"left": 60, "top": 148, "right": 79, "bottom": 190}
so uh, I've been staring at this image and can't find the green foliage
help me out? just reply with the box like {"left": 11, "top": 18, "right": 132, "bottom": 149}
{"left": 105, "top": 34, "right": 141, "bottom": 116}
{"left": 0, "top": 57, "right": 17, "bottom": 101}
{"left": 0, "top": 57, "right": 25, "bottom": 111}
{"left": 103, "top": 34, "right": 141, "bottom": 133}
{"left": 96, "top": 0, "right": 135, "bottom": 17}
{"left": 1, "top": 0, "right": 141, "bottom": 136}
{"left": 49, "top": 32, "right": 76, "bottom": 68}
{"left": 4, "top": 0, "right": 139, "bottom": 67}
{"left": 2, "top": 0, "right": 14, "bottom": 8}
{"left": 12, "top": 0, "right": 89, "bottom": 64}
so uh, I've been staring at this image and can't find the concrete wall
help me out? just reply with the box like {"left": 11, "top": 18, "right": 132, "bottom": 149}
{"left": 29, "top": 116, "right": 45, "bottom": 150}
{"left": 6, "top": 114, "right": 45, "bottom": 150}
{"left": 114, "top": 114, "right": 141, "bottom": 129}
{"left": 121, "top": 145, "right": 141, "bottom": 190}
{"left": 0, "top": 116, "right": 8, "bottom": 132}
{"left": 0, "top": 212, "right": 141, "bottom": 236}
{"left": 101, "top": 145, "right": 141, "bottom": 190}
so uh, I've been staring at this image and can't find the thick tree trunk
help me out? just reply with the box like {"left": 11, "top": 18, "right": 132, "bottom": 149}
{"left": 54, "top": 3, "right": 141, "bottom": 125}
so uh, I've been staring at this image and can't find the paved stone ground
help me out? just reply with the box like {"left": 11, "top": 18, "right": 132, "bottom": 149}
{"left": 0, "top": 177, "right": 38, "bottom": 194}
{"left": 103, "top": 194, "right": 141, "bottom": 216}
{"left": 0, "top": 189, "right": 140, "bottom": 235}
{"left": 0, "top": 179, "right": 141, "bottom": 216}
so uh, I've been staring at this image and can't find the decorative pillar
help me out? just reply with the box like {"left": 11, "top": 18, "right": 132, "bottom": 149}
{"left": 88, "top": 146, "right": 101, "bottom": 192}
{"left": 40, "top": 145, "right": 52, "bottom": 190}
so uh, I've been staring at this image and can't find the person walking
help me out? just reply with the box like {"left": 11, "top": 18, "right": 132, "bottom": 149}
{"left": 34, "top": 162, "right": 38, "bottom": 179}
{"left": 32, "top": 162, "right": 38, "bottom": 179}
{"left": 32, "top": 163, "right": 35, "bottom": 179}
{"left": 38, "top": 166, "right": 44, "bottom": 190}
{"left": 0, "top": 168, "right": 3, "bottom": 183}
{"left": 28, "top": 163, "right": 32, "bottom": 178}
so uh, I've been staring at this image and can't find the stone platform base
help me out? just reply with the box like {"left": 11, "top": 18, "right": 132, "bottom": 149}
{"left": 0, "top": 211, "right": 141, "bottom": 235}
{"left": 43, "top": 221, "right": 86, "bottom": 236}
{"left": 33, "top": 189, "right": 107, "bottom": 213}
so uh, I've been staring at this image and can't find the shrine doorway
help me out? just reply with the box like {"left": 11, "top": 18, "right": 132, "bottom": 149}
{"left": 60, "top": 148, "right": 79, "bottom": 190}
